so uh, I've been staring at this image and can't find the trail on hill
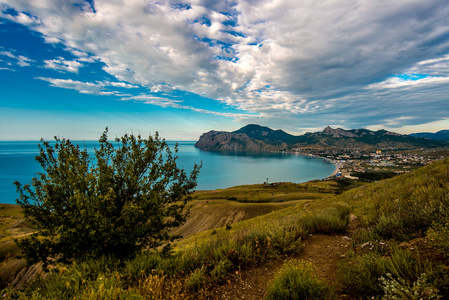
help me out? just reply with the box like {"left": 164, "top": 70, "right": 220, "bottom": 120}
{"left": 203, "top": 234, "right": 352, "bottom": 299}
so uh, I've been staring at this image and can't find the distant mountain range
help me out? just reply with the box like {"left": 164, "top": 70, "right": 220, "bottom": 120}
{"left": 195, "top": 124, "right": 449, "bottom": 151}
{"left": 410, "top": 130, "right": 449, "bottom": 141}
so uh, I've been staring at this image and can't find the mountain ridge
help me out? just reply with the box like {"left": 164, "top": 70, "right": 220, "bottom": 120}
{"left": 410, "top": 130, "right": 449, "bottom": 141}
{"left": 195, "top": 124, "right": 448, "bottom": 151}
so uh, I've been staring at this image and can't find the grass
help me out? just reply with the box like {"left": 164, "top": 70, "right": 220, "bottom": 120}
{"left": 338, "top": 248, "right": 433, "bottom": 298}
{"left": 266, "top": 259, "right": 331, "bottom": 300}
{"left": 2, "top": 158, "right": 449, "bottom": 299}
{"left": 193, "top": 181, "right": 341, "bottom": 203}
{"left": 2, "top": 199, "right": 351, "bottom": 299}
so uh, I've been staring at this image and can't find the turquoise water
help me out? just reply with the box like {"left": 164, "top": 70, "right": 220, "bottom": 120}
{"left": 0, "top": 141, "right": 335, "bottom": 204}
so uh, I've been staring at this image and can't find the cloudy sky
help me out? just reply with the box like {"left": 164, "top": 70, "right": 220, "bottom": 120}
{"left": 1, "top": 0, "right": 448, "bottom": 140}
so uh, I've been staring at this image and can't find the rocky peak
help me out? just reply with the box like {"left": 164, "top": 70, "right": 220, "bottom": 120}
{"left": 384, "top": 131, "right": 402, "bottom": 137}
{"left": 322, "top": 126, "right": 358, "bottom": 138}
{"left": 322, "top": 126, "right": 335, "bottom": 135}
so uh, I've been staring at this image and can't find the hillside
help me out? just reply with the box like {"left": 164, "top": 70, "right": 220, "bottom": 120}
{"left": 195, "top": 124, "right": 448, "bottom": 151}
{"left": 173, "top": 181, "right": 341, "bottom": 237}
{"left": 2, "top": 159, "right": 449, "bottom": 299}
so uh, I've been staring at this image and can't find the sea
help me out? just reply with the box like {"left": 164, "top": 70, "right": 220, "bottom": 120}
{"left": 0, "top": 141, "right": 336, "bottom": 205}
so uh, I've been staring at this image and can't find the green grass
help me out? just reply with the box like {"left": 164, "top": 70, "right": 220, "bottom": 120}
{"left": 266, "top": 259, "right": 331, "bottom": 300}
{"left": 338, "top": 248, "right": 434, "bottom": 299}
{"left": 193, "top": 181, "right": 340, "bottom": 203}
{"left": 3, "top": 158, "right": 449, "bottom": 299}
{"left": 3, "top": 200, "right": 351, "bottom": 299}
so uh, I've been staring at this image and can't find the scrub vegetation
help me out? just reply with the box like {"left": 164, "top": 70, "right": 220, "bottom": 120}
{"left": 1, "top": 150, "right": 448, "bottom": 299}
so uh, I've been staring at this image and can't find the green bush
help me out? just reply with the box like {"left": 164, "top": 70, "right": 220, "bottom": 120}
{"left": 186, "top": 266, "right": 206, "bottom": 292}
{"left": 374, "top": 214, "right": 404, "bottom": 239}
{"left": 124, "top": 251, "right": 162, "bottom": 280}
{"left": 211, "top": 258, "right": 233, "bottom": 283}
{"left": 338, "top": 248, "right": 431, "bottom": 299}
{"left": 380, "top": 273, "right": 441, "bottom": 299}
{"left": 303, "top": 204, "right": 350, "bottom": 234}
{"left": 14, "top": 129, "right": 201, "bottom": 264}
{"left": 266, "top": 259, "right": 330, "bottom": 300}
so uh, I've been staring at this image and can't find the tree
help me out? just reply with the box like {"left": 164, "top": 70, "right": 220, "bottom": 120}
{"left": 14, "top": 128, "right": 201, "bottom": 264}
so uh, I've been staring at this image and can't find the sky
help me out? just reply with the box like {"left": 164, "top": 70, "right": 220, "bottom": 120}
{"left": 0, "top": 0, "right": 448, "bottom": 141}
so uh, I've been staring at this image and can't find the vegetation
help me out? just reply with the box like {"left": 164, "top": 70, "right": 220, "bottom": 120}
{"left": 350, "top": 170, "right": 397, "bottom": 182}
{"left": 13, "top": 129, "right": 201, "bottom": 264}
{"left": 196, "top": 124, "right": 449, "bottom": 152}
{"left": 1, "top": 155, "right": 449, "bottom": 299}
{"left": 266, "top": 259, "right": 330, "bottom": 300}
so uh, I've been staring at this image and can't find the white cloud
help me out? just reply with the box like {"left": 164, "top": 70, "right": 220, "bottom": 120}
{"left": 121, "top": 94, "right": 254, "bottom": 118}
{"left": 17, "top": 55, "right": 33, "bottom": 66}
{"left": 0, "top": 50, "right": 35, "bottom": 67}
{"left": 37, "top": 77, "right": 120, "bottom": 96}
{"left": 43, "top": 57, "right": 83, "bottom": 73}
{"left": 120, "top": 94, "right": 183, "bottom": 108}
{"left": 106, "top": 81, "right": 139, "bottom": 89}
{"left": 0, "top": 8, "right": 40, "bottom": 26}
{"left": 384, "top": 116, "right": 414, "bottom": 126}
{"left": 3, "top": 0, "right": 449, "bottom": 130}
{"left": 366, "top": 76, "right": 449, "bottom": 90}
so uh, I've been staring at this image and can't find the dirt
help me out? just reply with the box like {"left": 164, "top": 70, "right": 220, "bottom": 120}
{"left": 202, "top": 234, "right": 353, "bottom": 299}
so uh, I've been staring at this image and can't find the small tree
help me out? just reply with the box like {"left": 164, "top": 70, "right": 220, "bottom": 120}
{"left": 15, "top": 128, "right": 201, "bottom": 264}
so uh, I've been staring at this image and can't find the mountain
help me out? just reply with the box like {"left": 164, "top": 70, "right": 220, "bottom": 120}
{"left": 410, "top": 130, "right": 449, "bottom": 141}
{"left": 195, "top": 124, "right": 448, "bottom": 151}
{"left": 233, "top": 124, "right": 299, "bottom": 144}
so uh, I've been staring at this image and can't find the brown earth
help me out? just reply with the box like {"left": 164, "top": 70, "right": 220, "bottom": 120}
{"left": 202, "top": 234, "right": 353, "bottom": 299}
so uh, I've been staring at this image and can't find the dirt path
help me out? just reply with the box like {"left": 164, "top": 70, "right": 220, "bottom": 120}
{"left": 203, "top": 234, "right": 352, "bottom": 299}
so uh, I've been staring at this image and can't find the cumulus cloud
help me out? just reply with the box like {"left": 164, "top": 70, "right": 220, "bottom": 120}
{"left": 2, "top": 0, "right": 449, "bottom": 129}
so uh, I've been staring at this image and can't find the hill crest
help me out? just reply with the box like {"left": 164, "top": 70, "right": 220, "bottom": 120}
{"left": 195, "top": 125, "right": 448, "bottom": 151}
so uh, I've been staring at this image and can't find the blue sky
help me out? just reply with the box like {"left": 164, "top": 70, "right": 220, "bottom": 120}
{"left": 1, "top": 0, "right": 449, "bottom": 141}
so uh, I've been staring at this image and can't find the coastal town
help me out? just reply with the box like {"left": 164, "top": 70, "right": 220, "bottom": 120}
{"left": 296, "top": 148, "right": 449, "bottom": 181}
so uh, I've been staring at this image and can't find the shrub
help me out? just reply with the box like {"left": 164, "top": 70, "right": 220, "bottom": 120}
{"left": 266, "top": 259, "right": 330, "bottom": 300}
{"left": 338, "top": 248, "right": 431, "bottom": 299}
{"left": 303, "top": 204, "right": 350, "bottom": 234}
{"left": 124, "top": 251, "right": 162, "bottom": 281}
{"left": 14, "top": 128, "right": 201, "bottom": 264}
{"left": 380, "top": 273, "right": 441, "bottom": 299}
{"left": 211, "top": 258, "right": 233, "bottom": 283}
{"left": 186, "top": 267, "right": 206, "bottom": 292}
{"left": 374, "top": 214, "right": 404, "bottom": 240}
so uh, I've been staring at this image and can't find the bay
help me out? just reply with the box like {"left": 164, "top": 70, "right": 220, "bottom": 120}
{"left": 0, "top": 141, "right": 336, "bottom": 204}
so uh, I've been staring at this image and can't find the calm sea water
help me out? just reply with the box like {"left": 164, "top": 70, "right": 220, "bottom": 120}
{"left": 0, "top": 141, "right": 335, "bottom": 204}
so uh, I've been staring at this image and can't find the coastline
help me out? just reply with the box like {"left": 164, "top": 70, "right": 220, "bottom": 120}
{"left": 329, "top": 162, "right": 340, "bottom": 177}
{"left": 302, "top": 153, "right": 340, "bottom": 179}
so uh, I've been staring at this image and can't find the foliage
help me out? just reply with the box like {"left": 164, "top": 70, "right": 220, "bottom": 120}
{"left": 353, "top": 171, "right": 397, "bottom": 182}
{"left": 427, "top": 201, "right": 449, "bottom": 255}
{"left": 14, "top": 128, "right": 201, "bottom": 264}
{"left": 302, "top": 203, "right": 350, "bottom": 234}
{"left": 338, "top": 248, "right": 431, "bottom": 299}
{"left": 339, "top": 158, "right": 449, "bottom": 241}
{"left": 185, "top": 266, "right": 206, "bottom": 292}
{"left": 380, "top": 273, "right": 441, "bottom": 300}
{"left": 266, "top": 259, "right": 330, "bottom": 300}
{"left": 5, "top": 158, "right": 449, "bottom": 299}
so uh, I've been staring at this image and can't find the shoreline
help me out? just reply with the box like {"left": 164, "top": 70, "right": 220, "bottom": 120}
{"left": 302, "top": 153, "right": 340, "bottom": 179}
